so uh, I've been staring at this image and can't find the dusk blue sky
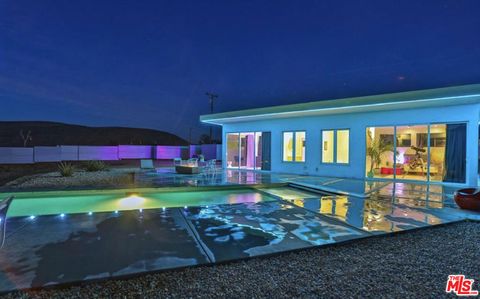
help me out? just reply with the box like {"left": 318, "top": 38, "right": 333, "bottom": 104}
{"left": 1, "top": 1, "right": 479, "bottom": 141}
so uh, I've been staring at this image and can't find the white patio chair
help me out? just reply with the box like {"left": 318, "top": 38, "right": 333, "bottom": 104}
{"left": 205, "top": 159, "right": 217, "bottom": 173}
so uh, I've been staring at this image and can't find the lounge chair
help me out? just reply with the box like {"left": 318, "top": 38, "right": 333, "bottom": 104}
{"left": 140, "top": 159, "right": 155, "bottom": 169}
{"left": 0, "top": 196, "right": 13, "bottom": 249}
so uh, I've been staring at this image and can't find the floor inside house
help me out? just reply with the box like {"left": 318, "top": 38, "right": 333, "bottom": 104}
{"left": 0, "top": 169, "right": 478, "bottom": 293}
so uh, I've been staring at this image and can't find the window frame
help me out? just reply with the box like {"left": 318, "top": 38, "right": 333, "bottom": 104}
{"left": 320, "top": 128, "right": 350, "bottom": 165}
{"left": 363, "top": 121, "right": 467, "bottom": 184}
{"left": 225, "top": 131, "right": 267, "bottom": 170}
{"left": 282, "top": 130, "right": 306, "bottom": 163}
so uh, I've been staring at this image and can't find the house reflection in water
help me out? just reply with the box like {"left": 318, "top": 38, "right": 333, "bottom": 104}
{"left": 289, "top": 189, "right": 454, "bottom": 234}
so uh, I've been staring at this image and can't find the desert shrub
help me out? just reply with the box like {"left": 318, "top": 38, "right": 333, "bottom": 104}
{"left": 58, "top": 162, "right": 74, "bottom": 177}
{"left": 85, "top": 160, "right": 108, "bottom": 172}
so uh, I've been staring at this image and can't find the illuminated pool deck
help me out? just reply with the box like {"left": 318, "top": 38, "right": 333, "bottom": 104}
{"left": 0, "top": 179, "right": 477, "bottom": 293}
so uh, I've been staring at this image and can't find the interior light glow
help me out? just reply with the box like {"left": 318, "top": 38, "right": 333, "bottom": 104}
{"left": 396, "top": 150, "right": 405, "bottom": 164}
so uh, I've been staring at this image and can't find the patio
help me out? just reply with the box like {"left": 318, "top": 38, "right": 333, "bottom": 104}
{"left": 136, "top": 167, "right": 460, "bottom": 199}
{"left": 0, "top": 168, "right": 478, "bottom": 293}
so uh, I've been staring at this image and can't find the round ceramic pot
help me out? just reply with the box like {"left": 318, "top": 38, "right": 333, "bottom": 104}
{"left": 454, "top": 188, "right": 480, "bottom": 211}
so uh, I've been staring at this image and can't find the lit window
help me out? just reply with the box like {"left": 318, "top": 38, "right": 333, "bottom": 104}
{"left": 283, "top": 132, "right": 294, "bottom": 161}
{"left": 295, "top": 131, "right": 306, "bottom": 162}
{"left": 283, "top": 131, "right": 306, "bottom": 162}
{"left": 336, "top": 130, "right": 349, "bottom": 164}
{"left": 322, "top": 130, "right": 334, "bottom": 163}
{"left": 322, "top": 129, "right": 350, "bottom": 164}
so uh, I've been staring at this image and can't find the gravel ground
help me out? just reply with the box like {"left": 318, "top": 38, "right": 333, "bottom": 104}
{"left": 0, "top": 164, "right": 59, "bottom": 187}
{"left": 3, "top": 221, "right": 479, "bottom": 299}
{"left": 3, "top": 169, "right": 136, "bottom": 191}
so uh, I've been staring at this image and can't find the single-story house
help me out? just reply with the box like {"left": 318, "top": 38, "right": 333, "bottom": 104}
{"left": 200, "top": 84, "right": 480, "bottom": 186}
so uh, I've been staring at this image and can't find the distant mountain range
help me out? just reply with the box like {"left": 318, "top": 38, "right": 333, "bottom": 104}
{"left": 0, "top": 121, "right": 189, "bottom": 147}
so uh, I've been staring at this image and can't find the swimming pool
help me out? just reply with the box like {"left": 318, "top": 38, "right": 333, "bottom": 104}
{"left": 2, "top": 187, "right": 277, "bottom": 218}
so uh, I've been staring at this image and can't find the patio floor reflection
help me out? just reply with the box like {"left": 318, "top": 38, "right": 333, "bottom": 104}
{"left": 183, "top": 201, "right": 367, "bottom": 262}
{"left": 138, "top": 168, "right": 395, "bottom": 197}
{"left": 260, "top": 183, "right": 465, "bottom": 234}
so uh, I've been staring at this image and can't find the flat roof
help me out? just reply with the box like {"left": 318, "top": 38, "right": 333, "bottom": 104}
{"left": 200, "top": 84, "right": 480, "bottom": 125}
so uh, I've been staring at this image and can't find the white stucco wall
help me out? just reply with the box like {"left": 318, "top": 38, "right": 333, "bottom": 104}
{"left": 221, "top": 103, "right": 480, "bottom": 186}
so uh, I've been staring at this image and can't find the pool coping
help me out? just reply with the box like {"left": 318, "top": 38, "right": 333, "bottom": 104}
{"left": 1, "top": 183, "right": 289, "bottom": 200}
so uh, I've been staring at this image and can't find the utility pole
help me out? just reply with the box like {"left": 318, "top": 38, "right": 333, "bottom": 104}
{"left": 189, "top": 127, "right": 193, "bottom": 144}
{"left": 205, "top": 92, "right": 219, "bottom": 142}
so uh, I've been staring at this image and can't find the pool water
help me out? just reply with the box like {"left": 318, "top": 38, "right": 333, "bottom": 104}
{"left": 4, "top": 188, "right": 276, "bottom": 218}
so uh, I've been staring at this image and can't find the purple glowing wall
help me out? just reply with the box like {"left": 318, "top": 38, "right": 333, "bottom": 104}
{"left": 118, "top": 145, "right": 154, "bottom": 159}
{"left": 0, "top": 144, "right": 220, "bottom": 164}
{"left": 78, "top": 146, "right": 119, "bottom": 161}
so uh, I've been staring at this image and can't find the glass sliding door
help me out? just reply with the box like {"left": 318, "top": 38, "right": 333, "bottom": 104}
{"left": 261, "top": 132, "right": 271, "bottom": 170}
{"left": 396, "top": 125, "right": 428, "bottom": 182}
{"left": 365, "top": 123, "right": 466, "bottom": 183}
{"left": 240, "top": 132, "right": 255, "bottom": 169}
{"left": 365, "top": 127, "right": 395, "bottom": 178}
{"left": 226, "top": 133, "right": 239, "bottom": 168}
{"left": 227, "top": 131, "right": 270, "bottom": 170}
{"left": 255, "top": 132, "right": 263, "bottom": 170}
{"left": 429, "top": 124, "right": 447, "bottom": 182}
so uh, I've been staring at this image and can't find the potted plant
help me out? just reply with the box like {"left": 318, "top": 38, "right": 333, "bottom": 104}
{"left": 366, "top": 134, "right": 394, "bottom": 178}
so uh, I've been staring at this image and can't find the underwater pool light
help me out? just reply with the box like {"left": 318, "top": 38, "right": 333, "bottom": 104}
{"left": 125, "top": 192, "right": 139, "bottom": 196}
{"left": 162, "top": 207, "right": 166, "bottom": 211}
{"left": 114, "top": 210, "right": 119, "bottom": 214}
{"left": 88, "top": 212, "right": 93, "bottom": 216}
{"left": 60, "top": 213, "right": 65, "bottom": 218}
{"left": 118, "top": 195, "right": 146, "bottom": 210}
{"left": 29, "top": 215, "right": 36, "bottom": 220}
